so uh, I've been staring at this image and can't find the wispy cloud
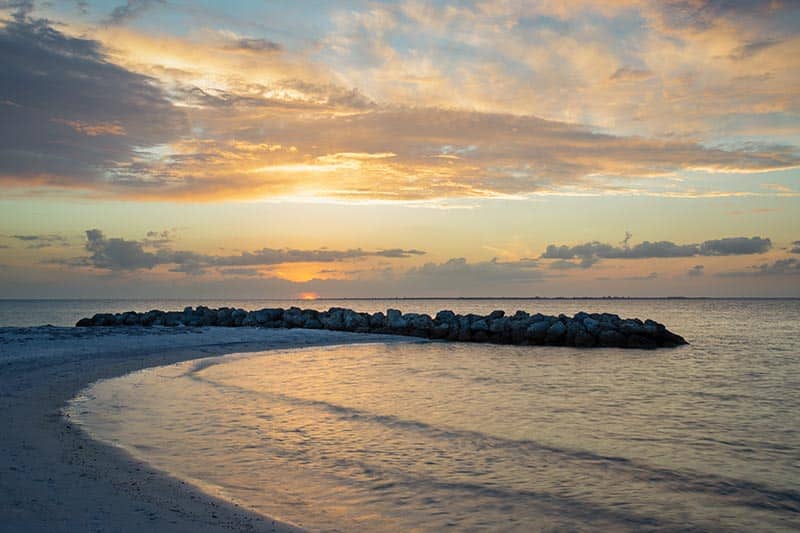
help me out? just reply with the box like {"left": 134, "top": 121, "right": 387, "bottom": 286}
{"left": 104, "top": 0, "right": 165, "bottom": 26}
{"left": 718, "top": 258, "right": 800, "bottom": 277}
{"left": 10, "top": 234, "right": 69, "bottom": 249}
{"left": 688, "top": 264, "right": 705, "bottom": 277}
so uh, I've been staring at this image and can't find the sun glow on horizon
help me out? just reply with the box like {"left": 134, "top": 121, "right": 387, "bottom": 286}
{"left": 299, "top": 292, "right": 319, "bottom": 300}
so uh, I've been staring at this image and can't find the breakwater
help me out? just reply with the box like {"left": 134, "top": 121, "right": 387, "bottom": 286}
{"left": 76, "top": 306, "right": 687, "bottom": 349}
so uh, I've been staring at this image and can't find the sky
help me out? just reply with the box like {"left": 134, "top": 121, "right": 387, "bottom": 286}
{"left": 0, "top": 0, "right": 798, "bottom": 298}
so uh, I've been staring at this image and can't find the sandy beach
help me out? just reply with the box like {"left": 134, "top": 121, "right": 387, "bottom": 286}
{"left": 0, "top": 326, "right": 404, "bottom": 532}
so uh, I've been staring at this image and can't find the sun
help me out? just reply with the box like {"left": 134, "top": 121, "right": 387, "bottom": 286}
{"left": 298, "top": 292, "right": 319, "bottom": 300}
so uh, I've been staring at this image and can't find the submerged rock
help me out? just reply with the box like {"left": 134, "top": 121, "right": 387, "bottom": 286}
{"left": 75, "top": 306, "right": 688, "bottom": 349}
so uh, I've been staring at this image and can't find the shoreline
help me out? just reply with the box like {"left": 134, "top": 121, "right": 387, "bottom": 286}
{"left": 0, "top": 326, "right": 407, "bottom": 532}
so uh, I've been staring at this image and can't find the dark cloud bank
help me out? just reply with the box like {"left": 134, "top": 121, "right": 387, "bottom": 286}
{"left": 0, "top": 15, "right": 185, "bottom": 185}
{"left": 542, "top": 236, "right": 772, "bottom": 268}
{"left": 58, "top": 229, "right": 425, "bottom": 274}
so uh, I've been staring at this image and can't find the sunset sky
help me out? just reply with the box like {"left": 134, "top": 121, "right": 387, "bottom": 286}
{"left": 1, "top": 0, "right": 798, "bottom": 298}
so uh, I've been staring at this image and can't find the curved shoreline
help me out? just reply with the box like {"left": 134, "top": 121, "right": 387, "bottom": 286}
{"left": 0, "top": 326, "right": 406, "bottom": 532}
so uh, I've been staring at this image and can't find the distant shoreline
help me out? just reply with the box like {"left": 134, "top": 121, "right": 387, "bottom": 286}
{"left": 1, "top": 296, "right": 799, "bottom": 301}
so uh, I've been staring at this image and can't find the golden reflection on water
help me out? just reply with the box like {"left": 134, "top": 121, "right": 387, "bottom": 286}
{"left": 69, "top": 338, "right": 800, "bottom": 532}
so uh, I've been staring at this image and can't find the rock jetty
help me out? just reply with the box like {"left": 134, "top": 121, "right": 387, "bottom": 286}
{"left": 76, "top": 307, "right": 687, "bottom": 349}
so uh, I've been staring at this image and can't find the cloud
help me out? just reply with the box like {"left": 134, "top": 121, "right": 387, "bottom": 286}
{"left": 395, "top": 257, "right": 546, "bottom": 292}
{"left": 53, "top": 119, "right": 126, "bottom": 137}
{"left": 609, "top": 67, "right": 653, "bottom": 81}
{"left": 0, "top": 16, "right": 186, "bottom": 186}
{"left": 224, "top": 37, "right": 282, "bottom": 53}
{"left": 0, "top": 0, "right": 33, "bottom": 19}
{"left": 2, "top": 13, "right": 799, "bottom": 202}
{"left": 698, "top": 237, "right": 772, "bottom": 255}
{"left": 0, "top": 3, "right": 798, "bottom": 206}
{"left": 58, "top": 229, "right": 426, "bottom": 273}
{"left": 83, "top": 228, "right": 160, "bottom": 270}
{"left": 542, "top": 236, "right": 772, "bottom": 267}
{"left": 653, "top": 0, "right": 793, "bottom": 32}
{"left": 790, "top": 241, "right": 800, "bottom": 254}
{"left": 688, "top": 265, "right": 705, "bottom": 277}
{"left": 104, "top": 0, "right": 164, "bottom": 25}
{"left": 11, "top": 234, "right": 69, "bottom": 249}
{"left": 718, "top": 258, "right": 800, "bottom": 277}
{"left": 218, "top": 268, "right": 263, "bottom": 277}
{"left": 143, "top": 229, "right": 175, "bottom": 248}
{"left": 56, "top": 106, "right": 800, "bottom": 202}
{"left": 618, "top": 272, "right": 659, "bottom": 281}
{"left": 729, "top": 39, "right": 783, "bottom": 60}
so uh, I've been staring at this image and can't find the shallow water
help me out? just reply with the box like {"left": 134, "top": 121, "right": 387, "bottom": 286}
{"left": 68, "top": 300, "right": 800, "bottom": 531}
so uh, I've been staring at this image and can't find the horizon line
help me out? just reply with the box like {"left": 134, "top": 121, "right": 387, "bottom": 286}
{"left": 1, "top": 296, "right": 799, "bottom": 301}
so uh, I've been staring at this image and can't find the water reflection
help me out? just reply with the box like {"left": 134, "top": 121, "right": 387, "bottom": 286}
{"left": 70, "top": 330, "right": 800, "bottom": 531}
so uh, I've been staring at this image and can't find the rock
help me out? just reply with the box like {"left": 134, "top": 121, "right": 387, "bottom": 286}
{"left": 627, "top": 334, "right": 657, "bottom": 350}
{"left": 620, "top": 319, "right": 645, "bottom": 336}
{"left": 369, "top": 312, "right": 386, "bottom": 329}
{"left": 574, "top": 328, "right": 596, "bottom": 347}
{"left": 456, "top": 315, "right": 471, "bottom": 341}
{"left": 254, "top": 308, "right": 283, "bottom": 324}
{"left": 304, "top": 317, "right": 323, "bottom": 329}
{"left": 408, "top": 314, "right": 433, "bottom": 337}
{"left": 565, "top": 320, "right": 586, "bottom": 344}
{"left": 527, "top": 320, "right": 550, "bottom": 344}
{"left": 163, "top": 311, "right": 183, "bottom": 326}
{"left": 242, "top": 313, "right": 258, "bottom": 327}
{"left": 472, "top": 330, "right": 489, "bottom": 342}
{"left": 431, "top": 322, "right": 450, "bottom": 339}
{"left": 141, "top": 310, "right": 164, "bottom": 326}
{"left": 470, "top": 319, "right": 489, "bottom": 333}
{"left": 90, "top": 313, "right": 112, "bottom": 326}
{"left": 583, "top": 317, "right": 601, "bottom": 336}
{"left": 435, "top": 310, "right": 456, "bottom": 322}
{"left": 488, "top": 317, "right": 508, "bottom": 334}
{"left": 73, "top": 306, "right": 686, "bottom": 350}
{"left": 217, "top": 308, "right": 233, "bottom": 326}
{"left": 231, "top": 308, "right": 247, "bottom": 326}
{"left": 283, "top": 307, "right": 304, "bottom": 328}
{"left": 509, "top": 319, "right": 530, "bottom": 343}
{"left": 343, "top": 311, "right": 369, "bottom": 332}
{"left": 386, "top": 309, "right": 407, "bottom": 331}
{"left": 643, "top": 319, "right": 660, "bottom": 336}
{"left": 598, "top": 329, "right": 627, "bottom": 347}
{"left": 545, "top": 321, "right": 567, "bottom": 344}
{"left": 320, "top": 308, "right": 345, "bottom": 330}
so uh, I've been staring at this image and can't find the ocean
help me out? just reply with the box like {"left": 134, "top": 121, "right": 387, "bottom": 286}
{"left": 48, "top": 299, "right": 800, "bottom": 530}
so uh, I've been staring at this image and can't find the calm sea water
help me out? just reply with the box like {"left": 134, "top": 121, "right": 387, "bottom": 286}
{"left": 66, "top": 299, "right": 800, "bottom": 531}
